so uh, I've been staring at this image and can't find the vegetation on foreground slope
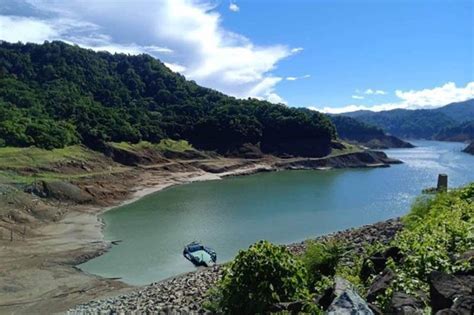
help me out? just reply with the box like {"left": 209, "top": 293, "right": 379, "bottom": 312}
{"left": 0, "top": 41, "right": 335, "bottom": 157}
{"left": 205, "top": 183, "right": 474, "bottom": 314}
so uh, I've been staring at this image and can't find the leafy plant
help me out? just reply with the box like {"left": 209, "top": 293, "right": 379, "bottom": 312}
{"left": 374, "top": 184, "right": 474, "bottom": 311}
{"left": 216, "top": 240, "right": 311, "bottom": 314}
{"left": 302, "top": 240, "right": 344, "bottom": 291}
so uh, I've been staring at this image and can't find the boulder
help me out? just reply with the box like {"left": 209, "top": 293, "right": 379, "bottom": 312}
{"left": 435, "top": 309, "right": 459, "bottom": 315}
{"left": 360, "top": 252, "right": 387, "bottom": 282}
{"left": 24, "top": 181, "right": 48, "bottom": 198}
{"left": 26, "top": 180, "right": 93, "bottom": 203}
{"left": 44, "top": 181, "right": 93, "bottom": 203}
{"left": 389, "top": 292, "right": 424, "bottom": 315}
{"left": 429, "top": 271, "right": 474, "bottom": 312}
{"left": 327, "top": 277, "right": 374, "bottom": 315}
{"left": 314, "top": 286, "right": 335, "bottom": 310}
{"left": 360, "top": 246, "right": 403, "bottom": 282}
{"left": 384, "top": 246, "right": 404, "bottom": 263}
{"left": 366, "top": 268, "right": 395, "bottom": 302}
{"left": 451, "top": 295, "right": 474, "bottom": 314}
{"left": 368, "top": 303, "right": 383, "bottom": 315}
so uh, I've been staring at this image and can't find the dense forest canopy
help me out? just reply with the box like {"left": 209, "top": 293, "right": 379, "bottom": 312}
{"left": 329, "top": 116, "right": 384, "bottom": 142}
{"left": 435, "top": 120, "right": 474, "bottom": 141}
{"left": 0, "top": 41, "right": 336, "bottom": 156}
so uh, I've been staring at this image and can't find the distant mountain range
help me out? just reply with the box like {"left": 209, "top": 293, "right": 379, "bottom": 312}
{"left": 340, "top": 99, "right": 474, "bottom": 141}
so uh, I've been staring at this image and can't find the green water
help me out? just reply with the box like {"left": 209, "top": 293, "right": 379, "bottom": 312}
{"left": 80, "top": 140, "right": 474, "bottom": 285}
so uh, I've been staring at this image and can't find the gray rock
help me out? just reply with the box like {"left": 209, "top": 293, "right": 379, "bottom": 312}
{"left": 45, "top": 181, "right": 93, "bottom": 203}
{"left": 429, "top": 271, "right": 474, "bottom": 312}
{"left": 366, "top": 268, "right": 395, "bottom": 302}
{"left": 435, "top": 309, "right": 459, "bottom": 315}
{"left": 390, "top": 292, "right": 424, "bottom": 315}
{"left": 451, "top": 295, "right": 474, "bottom": 315}
{"left": 327, "top": 277, "right": 374, "bottom": 315}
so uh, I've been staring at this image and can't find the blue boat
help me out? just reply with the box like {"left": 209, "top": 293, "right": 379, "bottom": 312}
{"left": 183, "top": 242, "right": 217, "bottom": 267}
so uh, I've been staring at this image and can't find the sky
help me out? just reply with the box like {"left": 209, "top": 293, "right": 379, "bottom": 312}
{"left": 0, "top": 0, "right": 473, "bottom": 113}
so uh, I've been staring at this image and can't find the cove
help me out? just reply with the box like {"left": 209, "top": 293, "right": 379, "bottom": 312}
{"left": 79, "top": 140, "right": 474, "bottom": 285}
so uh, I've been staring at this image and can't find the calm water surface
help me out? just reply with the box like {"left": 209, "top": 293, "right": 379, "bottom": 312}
{"left": 80, "top": 140, "right": 474, "bottom": 285}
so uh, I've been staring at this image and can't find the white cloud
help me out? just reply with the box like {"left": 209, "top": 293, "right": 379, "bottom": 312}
{"left": 351, "top": 95, "right": 364, "bottom": 100}
{"left": 286, "top": 74, "right": 310, "bottom": 81}
{"left": 312, "top": 81, "right": 474, "bottom": 114}
{"left": 0, "top": 0, "right": 300, "bottom": 103}
{"left": 394, "top": 82, "right": 473, "bottom": 107}
{"left": 229, "top": 2, "right": 239, "bottom": 12}
{"left": 0, "top": 15, "right": 173, "bottom": 56}
{"left": 291, "top": 47, "right": 304, "bottom": 54}
{"left": 248, "top": 76, "right": 286, "bottom": 104}
{"left": 0, "top": 16, "right": 57, "bottom": 43}
{"left": 362, "top": 88, "right": 386, "bottom": 95}
{"left": 164, "top": 62, "right": 187, "bottom": 73}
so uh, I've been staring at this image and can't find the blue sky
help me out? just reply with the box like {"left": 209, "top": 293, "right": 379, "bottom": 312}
{"left": 0, "top": 0, "right": 473, "bottom": 112}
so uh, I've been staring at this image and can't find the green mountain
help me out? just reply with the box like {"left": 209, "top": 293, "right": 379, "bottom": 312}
{"left": 329, "top": 116, "right": 413, "bottom": 148}
{"left": 435, "top": 120, "right": 474, "bottom": 141}
{"left": 341, "top": 99, "right": 474, "bottom": 140}
{"left": 0, "top": 41, "right": 336, "bottom": 157}
{"left": 435, "top": 99, "right": 474, "bottom": 122}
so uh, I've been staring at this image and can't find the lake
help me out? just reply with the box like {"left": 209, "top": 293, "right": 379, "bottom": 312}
{"left": 79, "top": 140, "right": 474, "bottom": 285}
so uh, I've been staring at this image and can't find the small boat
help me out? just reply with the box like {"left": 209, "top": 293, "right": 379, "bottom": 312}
{"left": 183, "top": 242, "right": 217, "bottom": 267}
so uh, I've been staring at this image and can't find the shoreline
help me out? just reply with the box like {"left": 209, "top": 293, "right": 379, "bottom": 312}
{"left": 71, "top": 218, "right": 404, "bottom": 314}
{"left": 0, "top": 150, "right": 401, "bottom": 314}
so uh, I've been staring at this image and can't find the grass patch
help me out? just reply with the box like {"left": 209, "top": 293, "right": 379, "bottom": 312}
{"left": 0, "top": 145, "right": 96, "bottom": 169}
{"left": 110, "top": 139, "right": 194, "bottom": 153}
{"left": 328, "top": 141, "right": 363, "bottom": 157}
{"left": 0, "top": 145, "right": 126, "bottom": 184}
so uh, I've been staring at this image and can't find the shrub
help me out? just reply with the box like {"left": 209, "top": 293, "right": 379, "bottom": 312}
{"left": 217, "top": 240, "right": 311, "bottom": 314}
{"left": 402, "top": 195, "right": 433, "bottom": 229}
{"left": 303, "top": 240, "right": 344, "bottom": 291}
{"left": 374, "top": 183, "right": 474, "bottom": 311}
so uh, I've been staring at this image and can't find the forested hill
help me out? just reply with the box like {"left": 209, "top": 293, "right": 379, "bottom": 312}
{"left": 0, "top": 41, "right": 336, "bottom": 157}
{"left": 329, "top": 116, "right": 413, "bottom": 148}
{"left": 341, "top": 99, "right": 474, "bottom": 140}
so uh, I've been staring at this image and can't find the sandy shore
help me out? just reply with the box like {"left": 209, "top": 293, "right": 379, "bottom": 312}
{"left": 0, "top": 161, "right": 275, "bottom": 314}
{"left": 0, "top": 152, "right": 399, "bottom": 314}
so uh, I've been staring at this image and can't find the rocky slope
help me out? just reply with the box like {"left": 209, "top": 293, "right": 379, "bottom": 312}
{"left": 69, "top": 219, "right": 403, "bottom": 314}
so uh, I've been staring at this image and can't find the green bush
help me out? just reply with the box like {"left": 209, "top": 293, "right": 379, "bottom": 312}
{"left": 303, "top": 240, "right": 344, "bottom": 291}
{"left": 372, "top": 184, "right": 474, "bottom": 311}
{"left": 402, "top": 195, "right": 433, "bottom": 229}
{"left": 217, "top": 240, "right": 311, "bottom": 314}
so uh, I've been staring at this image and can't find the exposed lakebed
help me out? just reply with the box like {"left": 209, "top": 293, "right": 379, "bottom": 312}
{"left": 80, "top": 140, "right": 474, "bottom": 285}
